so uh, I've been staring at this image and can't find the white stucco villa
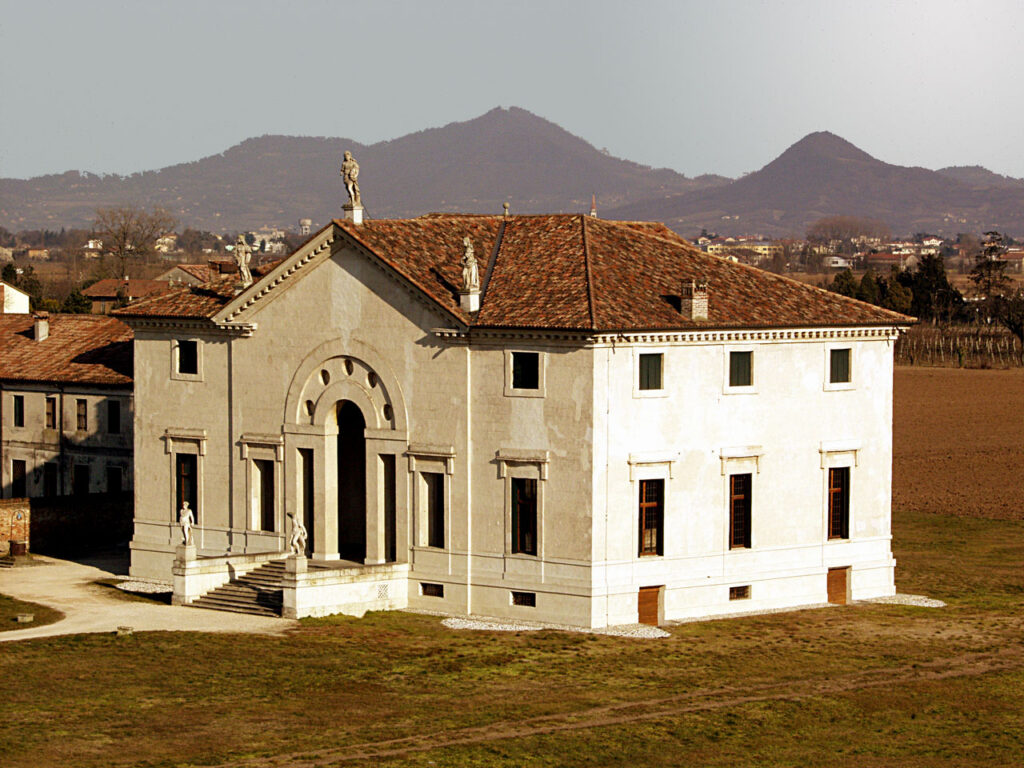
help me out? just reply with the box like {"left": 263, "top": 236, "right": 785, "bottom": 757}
{"left": 118, "top": 206, "right": 912, "bottom": 627}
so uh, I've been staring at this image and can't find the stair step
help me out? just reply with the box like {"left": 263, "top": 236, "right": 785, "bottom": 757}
{"left": 195, "top": 597, "right": 281, "bottom": 611}
{"left": 204, "top": 591, "right": 281, "bottom": 606}
{"left": 188, "top": 559, "right": 287, "bottom": 618}
{"left": 190, "top": 600, "right": 280, "bottom": 617}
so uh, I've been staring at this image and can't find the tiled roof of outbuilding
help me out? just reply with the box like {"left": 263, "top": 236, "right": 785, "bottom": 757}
{"left": 0, "top": 314, "right": 133, "bottom": 386}
{"left": 82, "top": 278, "right": 171, "bottom": 300}
{"left": 115, "top": 262, "right": 282, "bottom": 319}
{"left": 116, "top": 214, "right": 913, "bottom": 331}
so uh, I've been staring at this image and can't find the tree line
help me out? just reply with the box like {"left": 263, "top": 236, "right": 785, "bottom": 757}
{"left": 824, "top": 232, "right": 1024, "bottom": 352}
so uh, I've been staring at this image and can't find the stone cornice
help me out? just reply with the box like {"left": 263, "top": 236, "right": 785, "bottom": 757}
{"left": 433, "top": 325, "right": 905, "bottom": 346}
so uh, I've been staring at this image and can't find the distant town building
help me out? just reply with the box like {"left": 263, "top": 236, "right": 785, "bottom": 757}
{"left": 299, "top": 218, "right": 313, "bottom": 236}
{"left": 155, "top": 234, "right": 179, "bottom": 254}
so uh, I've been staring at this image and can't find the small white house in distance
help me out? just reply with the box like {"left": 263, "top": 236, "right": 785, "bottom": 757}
{"left": 0, "top": 281, "right": 30, "bottom": 314}
{"left": 117, "top": 209, "right": 912, "bottom": 628}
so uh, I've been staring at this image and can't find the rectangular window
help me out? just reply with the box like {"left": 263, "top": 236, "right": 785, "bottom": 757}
{"left": 11, "top": 459, "right": 27, "bottom": 498}
{"left": 43, "top": 462, "right": 58, "bottom": 497}
{"left": 639, "top": 353, "right": 663, "bottom": 390}
{"left": 830, "top": 348, "right": 851, "bottom": 384}
{"left": 729, "top": 351, "right": 753, "bottom": 387}
{"left": 175, "top": 453, "right": 198, "bottom": 521}
{"left": 638, "top": 479, "right": 664, "bottom": 556}
{"left": 828, "top": 467, "right": 850, "bottom": 539}
{"left": 12, "top": 395, "right": 24, "bottom": 427}
{"left": 177, "top": 340, "right": 198, "bottom": 375}
{"left": 106, "top": 466, "right": 123, "bottom": 495}
{"left": 729, "top": 473, "right": 752, "bottom": 549}
{"left": 511, "top": 591, "right": 536, "bottom": 607}
{"left": 45, "top": 397, "right": 57, "bottom": 429}
{"left": 253, "top": 458, "right": 275, "bottom": 531}
{"left": 424, "top": 471, "right": 445, "bottom": 548}
{"left": 729, "top": 585, "right": 751, "bottom": 600}
{"left": 73, "top": 464, "right": 90, "bottom": 496}
{"left": 107, "top": 400, "right": 121, "bottom": 434}
{"left": 421, "top": 583, "right": 444, "bottom": 598}
{"left": 511, "top": 352, "right": 539, "bottom": 390}
{"left": 76, "top": 399, "right": 88, "bottom": 431}
{"left": 511, "top": 477, "right": 538, "bottom": 555}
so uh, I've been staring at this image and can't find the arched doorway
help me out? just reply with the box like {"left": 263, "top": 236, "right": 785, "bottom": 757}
{"left": 336, "top": 401, "right": 366, "bottom": 562}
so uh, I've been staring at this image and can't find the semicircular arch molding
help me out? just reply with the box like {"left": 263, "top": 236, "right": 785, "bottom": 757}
{"left": 285, "top": 336, "right": 409, "bottom": 433}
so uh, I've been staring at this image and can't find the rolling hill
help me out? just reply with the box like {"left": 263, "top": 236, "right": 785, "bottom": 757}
{"left": 604, "top": 131, "right": 1024, "bottom": 237}
{"left": 5, "top": 111, "right": 1024, "bottom": 238}
{"left": 0, "top": 107, "right": 727, "bottom": 232}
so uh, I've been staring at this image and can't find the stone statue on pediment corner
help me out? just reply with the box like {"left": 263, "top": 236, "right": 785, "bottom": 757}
{"left": 461, "top": 236, "right": 479, "bottom": 293}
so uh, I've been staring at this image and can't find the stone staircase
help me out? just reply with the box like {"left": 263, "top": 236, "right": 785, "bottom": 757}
{"left": 0, "top": 556, "right": 14, "bottom": 569}
{"left": 190, "top": 560, "right": 285, "bottom": 617}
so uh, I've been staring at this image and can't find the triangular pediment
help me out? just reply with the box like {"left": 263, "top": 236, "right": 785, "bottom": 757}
{"left": 211, "top": 221, "right": 469, "bottom": 331}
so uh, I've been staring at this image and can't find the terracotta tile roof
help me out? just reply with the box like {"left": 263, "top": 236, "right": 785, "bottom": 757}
{"left": 114, "top": 261, "right": 282, "bottom": 320}
{"left": 82, "top": 278, "right": 171, "bottom": 300}
{"left": 116, "top": 214, "right": 912, "bottom": 331}
{"left": 176, "top": 264, "right": 214, "bottom": 281}
{"left": 0, "top": 314, "right": 133, "bottom": 386}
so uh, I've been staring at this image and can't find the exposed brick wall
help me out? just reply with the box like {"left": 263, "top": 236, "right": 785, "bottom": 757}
{"left": 0, "top": 498, "right": 31, "bottom": 555}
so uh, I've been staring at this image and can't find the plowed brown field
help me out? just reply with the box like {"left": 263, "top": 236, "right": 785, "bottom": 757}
{"left": 894, "top": 366, "right": 1024, "bottom": 520}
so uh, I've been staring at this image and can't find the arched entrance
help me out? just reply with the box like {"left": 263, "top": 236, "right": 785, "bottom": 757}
{"left": 336, "top": 400, "right": 366, "bottom": 562}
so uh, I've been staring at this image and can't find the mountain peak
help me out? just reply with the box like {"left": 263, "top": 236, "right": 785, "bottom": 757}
{"left": 781, "top": 131, "right": 877, "bottom": 163}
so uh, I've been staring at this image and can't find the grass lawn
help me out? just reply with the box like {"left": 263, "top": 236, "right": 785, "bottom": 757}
{"left": 0, "top": 592, "right": 63, "bottom": 633}
{"left": 1, "top": 367, "right": 1021, "bottom": 767}
{"left": 0, "top": 506, "right": 1021, "bottom": 767}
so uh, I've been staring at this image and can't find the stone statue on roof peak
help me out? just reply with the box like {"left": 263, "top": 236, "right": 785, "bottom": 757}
{"left": 340, "top": 151, "right": 362, "bottom": 207}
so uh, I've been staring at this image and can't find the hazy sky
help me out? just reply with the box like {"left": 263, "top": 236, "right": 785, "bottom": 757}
{"left": 2, "top": 0, "right": 1022, "bottom": 180}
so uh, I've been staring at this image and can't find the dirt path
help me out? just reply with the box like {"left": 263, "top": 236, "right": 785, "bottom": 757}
{"left": 223, "top": 646, "right": 1024, "bottom": 766}
{"left": 0, "top": 556, "right": 295, "bottom": 642}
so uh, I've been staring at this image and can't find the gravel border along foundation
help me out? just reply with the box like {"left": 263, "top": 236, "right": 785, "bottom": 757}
{"left": 863, "top": 593, "right": 947, "bottom": 608}
{"left": 440, "top": 616, "right": 671, "bottom": 639}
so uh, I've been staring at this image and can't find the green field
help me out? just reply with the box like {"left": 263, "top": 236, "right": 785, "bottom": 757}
{"left": 0, "top": 506, "right": 1022, "bottom": 767}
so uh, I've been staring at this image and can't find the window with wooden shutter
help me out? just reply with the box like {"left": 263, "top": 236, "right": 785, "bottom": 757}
{"left": 828, "top": 467, "right": 850, "bottom": 539}
{"left": 729, "top": 473, "right": 752, "bottom": 549}
{"left": 512, "top": 477, "right": 538, "bottom": 555}
{"left": 638, "top": 479, "right": 664, "bottom": 556}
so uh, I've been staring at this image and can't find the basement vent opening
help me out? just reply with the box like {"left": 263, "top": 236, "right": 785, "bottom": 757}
{"left": 511, "top": 591, "right": 536, "bottom": 607}
{"left": 729, "top": 585, "right": 751, "bottom": 601}
{"left": 421, "top": 582, "right": 444, "bottom": 598}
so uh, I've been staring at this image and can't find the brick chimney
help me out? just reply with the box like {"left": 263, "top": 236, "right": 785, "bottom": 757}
{"left": 33, "top": 311, "right": 50, "bottom": 341}
{"left": 681, "top": 280, "right": 708, "bottom": 321}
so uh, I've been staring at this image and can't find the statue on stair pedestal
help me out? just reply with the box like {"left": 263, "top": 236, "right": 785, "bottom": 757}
{"left": 178, "top": 501, "right": 195, "bottom": 546}
{"left": 288, "top": 513, "right": 308, "bottom": 556}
